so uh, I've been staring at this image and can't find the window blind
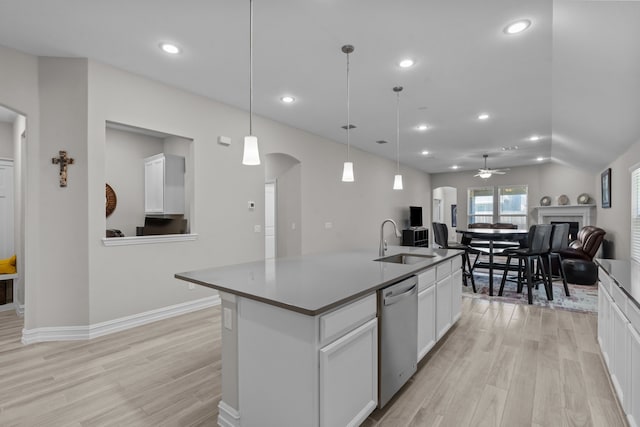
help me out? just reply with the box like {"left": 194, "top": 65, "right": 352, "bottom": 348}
{"left": 631, "top": 167, "right": 640, "bottom": 262}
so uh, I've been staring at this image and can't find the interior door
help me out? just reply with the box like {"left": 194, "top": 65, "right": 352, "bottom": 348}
{"left": 265, "top": 181, "right": 276, "bottom": 259}
{"left": 0, "top": 159, "right": 14, "bottom": 258}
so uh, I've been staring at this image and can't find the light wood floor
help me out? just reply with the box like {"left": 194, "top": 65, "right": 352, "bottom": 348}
{"left": 0, "top": 297, "right": 627, "bottom": 426}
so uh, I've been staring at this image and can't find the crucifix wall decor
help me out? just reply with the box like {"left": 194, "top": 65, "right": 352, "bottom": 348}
{"left": 52, "top": 150, "right": 74, "bottom": 187}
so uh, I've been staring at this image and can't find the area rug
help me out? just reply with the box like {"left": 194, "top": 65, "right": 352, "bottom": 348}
{"left": 462, "top": 272, "right": 598, "bottom": 313}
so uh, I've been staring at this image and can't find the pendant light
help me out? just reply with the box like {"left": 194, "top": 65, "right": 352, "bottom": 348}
{"left": 242, "top": 0, "right": 260, "bottom": 165}
{"left": 393, "top": 86, "right": 403, "bottom": 190}
{"left": 341, "top": 44, "right": 355, "bottom": 182}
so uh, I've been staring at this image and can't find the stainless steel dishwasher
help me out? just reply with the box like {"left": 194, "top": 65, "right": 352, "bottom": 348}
{"left": 378, "top": 275, "right": 418, "bottom": 408}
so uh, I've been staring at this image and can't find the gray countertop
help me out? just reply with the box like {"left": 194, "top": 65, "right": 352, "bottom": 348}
{"left": 596, "top": 258, "right": 640, "bottom": 309}
{"left": 176, "top": 246, "right": 463, "bottom": 316}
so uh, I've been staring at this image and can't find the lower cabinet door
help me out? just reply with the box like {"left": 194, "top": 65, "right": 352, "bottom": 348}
{"left": 629, "top": 324, "right": 640, "bottom": 427}
{"left": 319, "top": 318, "right": 378, "bottom": 427}
{"left": 436, "top": 275, "right": 453, "bottom": 340}
{"left": 598, "top": 284, "right": 612, "bottom": 368}
{"left": 451, "top": 269, "right": 462, "bottom": 323}
{"left": 417, "top": 285, "right": 436, "bottom": 361}
{"left": 611, "top": 302, "right": 629, "bottom": 410}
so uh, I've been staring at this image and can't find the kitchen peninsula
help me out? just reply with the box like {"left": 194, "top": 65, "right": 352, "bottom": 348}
{"left": 176, "top": 246, "right": 463, "bottom": 427}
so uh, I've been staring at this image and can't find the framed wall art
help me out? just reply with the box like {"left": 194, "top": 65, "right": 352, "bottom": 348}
{"left": 601, "top": 168, "right": 611, "bottom": 208}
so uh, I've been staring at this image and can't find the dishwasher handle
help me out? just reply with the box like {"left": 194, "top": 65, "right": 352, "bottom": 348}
{"left": 383, "top": 284, "right": 417, "bottom": 306}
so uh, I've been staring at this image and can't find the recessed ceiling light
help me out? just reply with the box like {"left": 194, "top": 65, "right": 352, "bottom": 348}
{"left": 399, "top": 59, "right": 414, "bottom": 68}
{"left": 536, "top": 156, "right": 544, "bottom": 161}
{"left": 451, "top": 165, "right": 459, "bottom": 170}
{"left": 160, "top": 42, "right": 181, "bottom": 54}
{"left": 501, "top": 145, "right": 519, "bottom": 151}
{"left": 421, "top": 150, "right": 429, "bottom": 156}
{"left": 529, "top": 135, "right": 540, "bottom": 141}
{"left": 478, "top": 113, "right": 490, "bottom": 120}
{"left": 280, "top": 96, "right": 295, "bottom": 103}
{"left": 504, "top": 19, "right": 531, "bottom": 35}
{"left": 417, "top": 124, "right": 428, "bottom": 131}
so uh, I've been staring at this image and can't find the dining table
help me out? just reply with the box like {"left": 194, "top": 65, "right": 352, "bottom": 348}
{"left": 456, "top": 228, "right": 529, "bottom": 296}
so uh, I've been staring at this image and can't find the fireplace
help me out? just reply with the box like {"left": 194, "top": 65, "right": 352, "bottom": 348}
{"left": 536, "top": 205, "right": 596, "bottom": 233}
{"left": 551, "top": 221, "right": 579, "bottom": 241}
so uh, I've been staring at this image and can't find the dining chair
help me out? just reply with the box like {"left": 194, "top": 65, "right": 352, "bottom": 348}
{"left": 498, "top": 224, "right": 553, "bottom": 304}
{"left": 432, "top": 222, "right": 477, "bottom": 292}
{"left": 548, "top": 223, "right": 570, "bottom": 297}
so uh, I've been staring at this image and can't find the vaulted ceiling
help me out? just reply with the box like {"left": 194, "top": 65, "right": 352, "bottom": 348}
{"left": 0, "top": 0, "right": 638, "bottom": 174}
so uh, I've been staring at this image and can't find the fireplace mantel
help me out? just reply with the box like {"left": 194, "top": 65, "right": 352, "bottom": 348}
{"left": 536, "top": 204, "right": 596, "bottom": 227}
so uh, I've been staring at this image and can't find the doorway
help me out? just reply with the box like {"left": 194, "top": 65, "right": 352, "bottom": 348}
{"left": 264, "top": 153, "right": 302, "bottom": 259}
{"left": 0, "top": 104, "right": 26, "bottom": 316}
{"left": 265, "top": 181, "right": 276, "bottom": 259}
{"left": 432, "top": 186, "right": 458, "bottom": 244}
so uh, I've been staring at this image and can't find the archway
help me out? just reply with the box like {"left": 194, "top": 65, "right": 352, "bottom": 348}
{"left": 264, "top": 153, "right": 302, "bottom": 258}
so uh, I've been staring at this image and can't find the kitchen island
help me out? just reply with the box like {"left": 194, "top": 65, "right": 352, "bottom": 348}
{"left": 176, "top": 246, "right": 463, "bottom": 427}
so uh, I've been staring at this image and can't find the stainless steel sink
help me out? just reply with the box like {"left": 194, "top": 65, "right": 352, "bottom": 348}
{"left": 374, "top": 253, "right": 435, "bottom": 265}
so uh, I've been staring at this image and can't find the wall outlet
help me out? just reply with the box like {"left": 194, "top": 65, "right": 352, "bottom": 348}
{"left": 325, "top": 222, "right": 333, "bottom": 229}
{"left": 218, "top": 135, "right": 231, "bottom": 146}
{"left": 254, "top": 225, "right": 261, "bottom": 233}
{"left": 223, "top": 307, "right": 233, "bottom": 330}
{"left": 188, "top": 283, "right": 195, "bottom": 290}
{"left": 291, "top": 222, "right": 296, "bottom": 230}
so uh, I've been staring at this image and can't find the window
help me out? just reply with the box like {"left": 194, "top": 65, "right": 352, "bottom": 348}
{"left": 467, "top": 185, "right": 528, "bottom": 229}
{"left": 498, "top": 185, "right": 528, "bottom": 228}
{"left": 631, "top": 166, "right": 640, "bottom": 262}
{"left": 468, "top": 187, "right": 494, "bottom": 225}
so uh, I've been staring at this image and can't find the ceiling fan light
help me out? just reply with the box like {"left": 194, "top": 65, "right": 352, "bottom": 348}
{"left": 393, "top": 174, "right": 403, "bottom": 190}
{"left": 479, "top": 171, "right": 492, "bottom": 179}
{"left": 342, "top": 161, "right": 354, "bottom": 182}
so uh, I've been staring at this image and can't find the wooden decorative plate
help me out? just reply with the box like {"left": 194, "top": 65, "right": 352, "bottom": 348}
{"left": 106, "top": 183, "right": 117, "bottom": 217}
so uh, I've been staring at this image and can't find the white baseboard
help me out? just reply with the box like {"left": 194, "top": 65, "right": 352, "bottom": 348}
{"left": 21, "top": 295, "right": 220, "bottom": 345}
{"left": 218, "top": 401, "right": 241, "bottom": 427}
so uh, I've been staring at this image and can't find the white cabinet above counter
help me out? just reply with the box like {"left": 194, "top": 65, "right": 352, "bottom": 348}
{"left": 176, "top": 246, "right": 464, "bottom": 427}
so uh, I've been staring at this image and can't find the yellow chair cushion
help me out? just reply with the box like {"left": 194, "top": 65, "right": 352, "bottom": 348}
{"left": 0, "top": 255, "right": 16, "bottom": 274}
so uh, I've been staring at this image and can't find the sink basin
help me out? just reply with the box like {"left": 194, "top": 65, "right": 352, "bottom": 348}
{"left": 374, "top": 253, "right": 435, "bottom": 265}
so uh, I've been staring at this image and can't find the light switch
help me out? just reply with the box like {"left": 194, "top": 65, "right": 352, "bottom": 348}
{"left": 218, "top": 136, "right": 231, "bottom": 146}
{"left": 291, "top": 222, "right": 296, "bottom": 230}
{"left": 325, "top": 222, "right": 333, "bottom": 229}
{"left": 223, "top": 307, "right": 233, "bottom": 330}
{"left": 254, "top": 225, "right": 261, "bottom": 233}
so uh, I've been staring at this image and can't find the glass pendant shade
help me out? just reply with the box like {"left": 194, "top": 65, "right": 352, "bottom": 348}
{"left": 242, "top": 135, "right": 260, "bottom": 165}
{"left": 342, "top": 161, "right": 354, "bottom": 182}
{"left": 393, "top": 174, "right": 403, "bottom": 190}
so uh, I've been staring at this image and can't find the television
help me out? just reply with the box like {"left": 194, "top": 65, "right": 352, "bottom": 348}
{"left": 409, "top": 206, "right": 423, "bottom": 228}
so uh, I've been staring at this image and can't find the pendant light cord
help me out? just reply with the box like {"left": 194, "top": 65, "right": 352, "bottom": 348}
{"left": 396, "top": 90, "right": 400, "bottom": 173}
{"left": 346, "top": 51, "right": 351, "bottom": 161}
{"left": 249, "top": 0, "right": 254, "bottom": 136}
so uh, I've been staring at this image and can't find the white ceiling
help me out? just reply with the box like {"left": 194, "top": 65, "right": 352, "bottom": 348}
{"left": 0, "top": 0, "right": 638, "bottom": 174}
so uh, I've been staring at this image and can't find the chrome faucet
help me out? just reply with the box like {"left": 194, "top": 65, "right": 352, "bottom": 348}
{"left": 379, "top": 219, "right": 402, "bottom": 256}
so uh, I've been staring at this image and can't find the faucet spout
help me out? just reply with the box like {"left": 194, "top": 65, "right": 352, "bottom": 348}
{"left": 379, "top": 219, "right": 402, "bottom": 256}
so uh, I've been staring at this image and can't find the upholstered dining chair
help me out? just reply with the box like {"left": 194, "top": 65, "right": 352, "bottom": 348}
{"left": 432, "top": 222, "right": 477, "bottom": 292}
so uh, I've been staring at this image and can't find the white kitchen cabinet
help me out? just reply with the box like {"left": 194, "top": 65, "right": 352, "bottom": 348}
{"left": 143, "top": 153, "right": 185, "bottom": 214}
{"left": 628, "top": 323, "right": 640, "bottom": 427}
{"left": 611, "top": 301, "right": 630, "bottom": 411}
{"left": 417, "top": 283, "right": 436, "bottom": 360}
{"left": 452, "top": 269, "right": 462, "bottom": 323}
{"left": 436, "top": 274, "right": 452, "bottom": 340}
{"left": 320, "top": 318, "right": 378, "bottom": 427}
{"left": 598, "top": 283, "right": 612, "bottom": 369}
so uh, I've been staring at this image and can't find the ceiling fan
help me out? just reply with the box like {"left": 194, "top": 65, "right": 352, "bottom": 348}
{"left": 474, "top": 154, "right": 509, "bottom": 179}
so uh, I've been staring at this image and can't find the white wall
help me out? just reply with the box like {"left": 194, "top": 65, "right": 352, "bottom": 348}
{"left": 0, "top": 45, "right": 41, "bottom": 330}
{"left": 595, "top": 137, "right": 640, "bottom": 259}
{"left": 0, "top": 121, "right": 12, "bottom": 158}
{"left": 87, "top": 60, "right": 431, "bottom": 325}
{"left": 12, "top": 115, "right": 25, "bottom": 307}
{"left": 431, "top": 162, "right": 596, "bottom": 230}
{"left": 105, "top": 127, "right": 164, "bottom": 236}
